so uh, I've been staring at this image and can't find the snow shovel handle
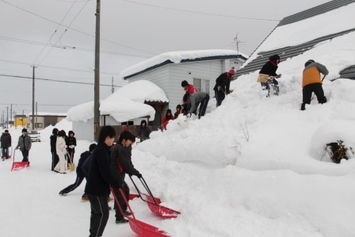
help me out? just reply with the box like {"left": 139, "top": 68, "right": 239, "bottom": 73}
{"left": 138, "top": 176, "right": 160, "bottom": 206}
{"left": 321, "top": 75, "right": 326, "bottom": 82}
{"left": 129, "top": 175, "right": 160, "bottom": 206}
{"left": 109, "top": 186, "right": 136, "bottom": 219}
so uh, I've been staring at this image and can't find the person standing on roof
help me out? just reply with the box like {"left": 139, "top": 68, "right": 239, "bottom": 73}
{"left": 183, "top": 92, "right": 210, "bottom": 119}
{"left": 300, "top": 59, "right": 329, "bottom": 111}
{"left": 257, "top": 55, "right": 282, "bottom": 97}
{"left": 213, "top": 67, "right": 235, "bottom": 107}
{"left": 181, "top": 80, "right": 198, "bottom": 94}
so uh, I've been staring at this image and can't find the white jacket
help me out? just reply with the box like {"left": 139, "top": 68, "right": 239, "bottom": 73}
{"left": 56, "top": 136, "right": 67, "bottom": 155}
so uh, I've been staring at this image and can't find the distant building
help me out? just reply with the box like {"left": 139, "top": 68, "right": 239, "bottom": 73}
{"left": 119, "top": 49, "right": 247, "bottom": 113}
{"left": 23, "top": 112, "right": 67, "bottom": 130}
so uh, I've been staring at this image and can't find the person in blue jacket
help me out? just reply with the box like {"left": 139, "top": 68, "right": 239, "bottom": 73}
{"left": 59, "top": 143, "right": 97, "bottom": 197}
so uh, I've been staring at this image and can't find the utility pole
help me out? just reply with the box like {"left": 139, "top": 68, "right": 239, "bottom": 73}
{"left": 36, "top": 102, "right": 38, "bottom": 129}
{"left": 111, "top": 76, "right": 114, "bottom": 94}
{"left": 31, "top": 65, "right": 36, "bottom": 130}
{"left": 94, "top": 0, "right": 101, "bottom": 139}
{"left": 10, "top": 104, "right": 12, "bottom": 127}
{"left": 6, "top": 106, "right": 8, "bottom": 128}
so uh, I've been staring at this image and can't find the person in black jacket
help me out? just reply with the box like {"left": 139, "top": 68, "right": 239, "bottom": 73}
{"left": 65, "top": 130, "right": 77, "bottom": 164}
{"left": 213, "top": 67, "right": 235, "bottom": 107}
{"left": 50, "top": 128, "right": 59, "bottom": 171}
{"left": 257, "top": 54, "right": 282, "bottom": 97}
{"left": 138, "top": 120, "right": 151, "bottom": 143}
{"left": 59, "top": 143, "right": 97, "bottom": 196}
{"left": 1, "top": 129, "right": 12, "bottom": 160}
{"left": 85, "top": 126, "right": 123, "bottom": 237}
{"left": 111, "top": 131, "right": 141, "bottom": 224}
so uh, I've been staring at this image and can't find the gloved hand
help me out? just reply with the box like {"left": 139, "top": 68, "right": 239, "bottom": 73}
{"left": 69, "top": 145, "right": 75, "bottom": 148}
{"left": 217, "top": 86, "right": 221, "bottom": 91}
{"left": 276, "top": 74, "right": 282, "bottom": 78}
{"left": 136, "top": 173, "right": 142, "bottom": 178}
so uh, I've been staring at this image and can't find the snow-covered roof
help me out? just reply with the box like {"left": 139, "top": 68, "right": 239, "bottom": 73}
{"left": 119, "top": 49, "right": 248, "bottom": 80}
{"left": 66, "top": 80, "right": 168, "bottom": 122}
{"left": 236, "top": 0, "right": 355, "bottom": 77}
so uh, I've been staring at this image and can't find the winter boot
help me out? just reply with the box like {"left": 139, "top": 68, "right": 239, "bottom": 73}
{"left": 300, "top": 103, "right": 306, "bottom": 111}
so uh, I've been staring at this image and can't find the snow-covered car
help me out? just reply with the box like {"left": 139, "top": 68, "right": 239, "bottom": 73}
{"left": 28, "top": 130, "right": 41, "bottom": 142}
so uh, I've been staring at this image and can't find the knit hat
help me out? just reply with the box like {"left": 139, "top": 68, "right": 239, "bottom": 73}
{"left": 228, "top": 67, "right": 235, "bottom": 75}
{"left": 305, "top": 59, "right": 315, "bottom": 67}
{"left": 269, "top": 54, "right": 280, "bottom": 61}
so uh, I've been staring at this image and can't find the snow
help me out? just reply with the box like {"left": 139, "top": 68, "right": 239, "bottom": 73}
{"left": 118, "top": 49, "right": 247, "bottom": 80}
{"left": 2, "top": 4, "right": 355, "bottom": 237}
{"left": 66, "top": 80, "right": 169, "bottom": 122}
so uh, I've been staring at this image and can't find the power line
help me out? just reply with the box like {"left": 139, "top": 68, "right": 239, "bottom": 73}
{"left": 0, "top": 0, "right": 156, "bottom": 55}
{"left": 0, "top": 35, "right": 151, "bottom": 58}
{"left": 121, "top": 0, "right": 280, "bottom": 22}
{"left": 0, "top": 58, "right": 121, "bottom": 75}
{"left": 34, "top": 0, "right": 85, "bottom": 66}
{"left": 0, "top": 73, "right": 124, "bottom": 87}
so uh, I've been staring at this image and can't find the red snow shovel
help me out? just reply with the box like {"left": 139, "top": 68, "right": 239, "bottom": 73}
{"left": 11, "top": 149, "right": 29, "bottom": 171}
{"left": 129, "top": 176, "right": 180, "bottom": 218}
{"left": 110, "top": 186, "right": 170, "bottom": 237}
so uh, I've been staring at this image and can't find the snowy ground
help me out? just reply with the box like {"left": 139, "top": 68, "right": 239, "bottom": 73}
{"left": 1, "top": 73, "right": 355, "bottom": 237}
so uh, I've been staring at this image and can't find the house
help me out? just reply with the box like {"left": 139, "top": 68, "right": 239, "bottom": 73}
{"left": 66, "top": 80, "right": 169, "bottom": 141}
{"left": 119, "top": 49, "right": 247, "bottom": 113}
{"left": 235, "top": 0, "right": 355, "bottom": 79}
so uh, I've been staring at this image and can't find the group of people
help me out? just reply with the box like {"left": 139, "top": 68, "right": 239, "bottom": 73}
{"left": 257, "top": 54, "right": 329, "bottom": 110}
{"left": 50, "top": 128, "right": 77, "bottom": 174}
{"left": 1, "top": 128, "right": 32, "bottom": 164}
{"left": 160, "top": 79, "right": 212, "bottom": 129}
{"left": 56, "top": 126, "right": 143, "bottom": 236}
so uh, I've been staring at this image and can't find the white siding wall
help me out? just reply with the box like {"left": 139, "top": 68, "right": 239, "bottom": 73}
{"left": 128, "top": 66, "right": 170, "bottom": 94}
{"left": 72, "top": 120, "right": 94, "bottom": 142}
{"left": 126, "top": 58, "right": 239, "bottom": 116}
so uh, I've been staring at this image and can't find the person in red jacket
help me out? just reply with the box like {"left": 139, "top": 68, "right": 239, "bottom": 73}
{"left": 181, "top": 80, "right": 198, "bottom": 94}
{"left": 161, "top": 109, "right": 174, "bottom": 130}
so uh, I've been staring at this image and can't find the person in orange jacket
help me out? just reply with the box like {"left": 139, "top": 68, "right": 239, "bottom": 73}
{"left": 301, "top": 59, "right": 329, "bottom": 110}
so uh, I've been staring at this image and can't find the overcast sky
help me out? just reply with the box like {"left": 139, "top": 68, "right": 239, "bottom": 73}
{"left": 0, "top": 0, "right": 328, "bottom": 119}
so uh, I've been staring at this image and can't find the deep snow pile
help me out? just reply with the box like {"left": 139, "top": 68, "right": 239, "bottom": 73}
{"left": 1, "top": 76, "right": 355, "bottom": 237}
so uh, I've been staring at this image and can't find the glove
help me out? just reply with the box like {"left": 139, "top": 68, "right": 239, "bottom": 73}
{"left": 69, "top": 145, "right": 75, "bottom": 148}
{"left": 276, "top": 74, "right": 281, "bottom": 78}
{"left": 136, "top": 173, "right": 142, "bottom": 178}
{"left": 217, "top": 86, "right": 221, "bottom": 91}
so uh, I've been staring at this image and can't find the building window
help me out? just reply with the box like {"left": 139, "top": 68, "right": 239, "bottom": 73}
{"left": 193, "top": 78, "right": 210, "bottom": 94}
{"left": 35, "top": 123, "right": 43, "bottom": 128}
{"left": 121, "top": 121, "right": 134, "bottom": 125}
